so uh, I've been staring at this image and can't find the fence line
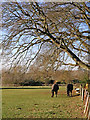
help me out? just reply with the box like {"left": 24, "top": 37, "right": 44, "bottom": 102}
{"left": 81, "top": 88, "right": 90, "bottom": 120}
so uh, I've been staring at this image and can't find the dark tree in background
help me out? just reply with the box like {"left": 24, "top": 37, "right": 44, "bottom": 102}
{"left": 2, "top": 2, "right": 90, "bottom": 71}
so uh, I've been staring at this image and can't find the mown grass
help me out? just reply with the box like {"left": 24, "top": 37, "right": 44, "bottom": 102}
{"left": 2, "top": 86, "right": 85, "bottom": 118}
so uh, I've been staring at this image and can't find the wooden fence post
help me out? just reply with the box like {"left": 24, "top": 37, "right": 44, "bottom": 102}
{"left": 81, "top": 88, "right": 84, "bottom": 101}
{"left": 80, "top": 84, "right": 90, "bottom": 119}
{"left": 88, "top": 109, "right": 90, "bottom": 120}
{"left": 83, "top": 90, "right": 90, "bottom": 120}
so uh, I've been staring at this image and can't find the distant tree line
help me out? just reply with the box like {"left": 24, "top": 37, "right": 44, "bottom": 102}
{"left": 2, "top": 65, "right": 89, "bottom": 86}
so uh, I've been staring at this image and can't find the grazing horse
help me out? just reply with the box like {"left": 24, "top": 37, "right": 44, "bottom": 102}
{"left": 67, "top": 84, "right": 73, "bottom": 96}
{"left": 51, "top": 81, "right": 59, "bottom": 97}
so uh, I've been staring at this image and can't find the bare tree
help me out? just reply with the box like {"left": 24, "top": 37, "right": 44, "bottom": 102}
{"left": 2, "top": 66, "right": 26, "bottom": 85}
{"left": 2, "top": 2, "right": 90, "bottom": 70}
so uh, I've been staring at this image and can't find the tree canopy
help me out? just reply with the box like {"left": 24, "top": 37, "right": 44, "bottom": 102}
{"left": 2, "top": 2, "right": 90, "bottom": 70}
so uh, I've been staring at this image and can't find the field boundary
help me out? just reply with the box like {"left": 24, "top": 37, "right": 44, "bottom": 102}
{"left": 81, "top": 88, "right": 90, "bottom": 120}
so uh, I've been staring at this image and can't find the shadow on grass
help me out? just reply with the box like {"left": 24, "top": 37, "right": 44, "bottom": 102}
{"left": 0, "top": 87, "right": 51, "bottom": 90}
{"left": 67, "top": 94, "right": 80, "bottom": 97}
{"left": 72, "top": 94, "right": 80, "bottom": 97}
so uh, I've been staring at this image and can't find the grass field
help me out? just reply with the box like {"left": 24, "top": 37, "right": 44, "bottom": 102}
{"left": 2, "top": 86, "right": 85, "bottom": 118}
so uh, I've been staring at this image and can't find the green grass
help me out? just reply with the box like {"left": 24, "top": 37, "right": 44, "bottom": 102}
{"left": 2, "top": 86, "right": 85, "bottom": 118}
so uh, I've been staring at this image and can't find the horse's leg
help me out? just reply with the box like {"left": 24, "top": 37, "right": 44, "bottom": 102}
{"left": 55, "top": 91, "right": 57, "bottom": 97}
{"left": 51, "top": 91, "right": 54, "bottom": 97}
{"left": 67, "top": 90, "right": 69, "bottom": 96}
